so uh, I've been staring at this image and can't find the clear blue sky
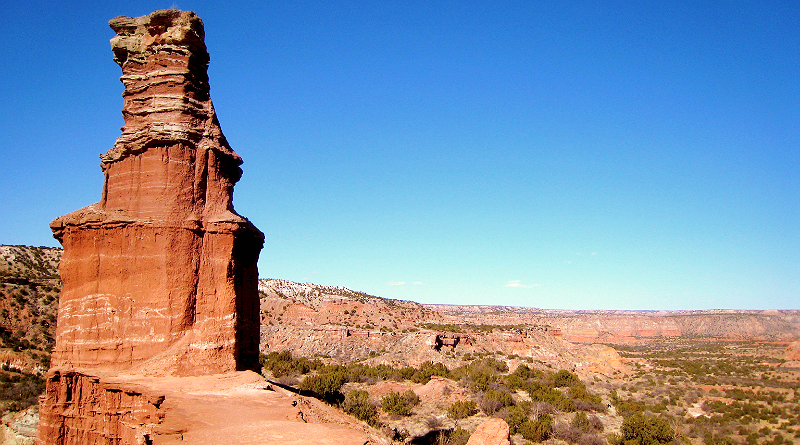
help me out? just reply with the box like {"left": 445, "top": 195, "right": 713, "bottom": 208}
{"left": 1, "top": 1, "right": 798, "bottom": 310}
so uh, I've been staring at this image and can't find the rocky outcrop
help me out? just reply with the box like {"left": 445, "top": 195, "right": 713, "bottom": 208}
{"left": 48, "top": 9, "right": 263, "bottom": 376}
{"left": 428, "top": 333, "right": 469, "bottom": 351}
{"left": 1, "top": 406, "right": 37, "bottom": 445}
{"left": 36, "top": 9, "right": 274, "bottom": 445}
{"left": 36, "top": 369, "right": 171, "bottom": 444}
{"left": 465, "top": 418, "right": 510, "bottom": 445}
{"left": 37, "top": 370, "right": 380, "bottom": 445}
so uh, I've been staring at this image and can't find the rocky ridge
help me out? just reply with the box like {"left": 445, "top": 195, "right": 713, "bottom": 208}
{"left": 258, "top": 279, "right": 629, "bottom": 377}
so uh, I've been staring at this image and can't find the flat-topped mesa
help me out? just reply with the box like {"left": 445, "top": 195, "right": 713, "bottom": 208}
{"left": 47, "top": 9, "right": 263, "bottom": 376}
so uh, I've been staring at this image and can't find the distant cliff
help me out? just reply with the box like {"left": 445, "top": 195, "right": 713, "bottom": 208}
{"left": 425, "top": 304, "right": 800, "bottom": 342}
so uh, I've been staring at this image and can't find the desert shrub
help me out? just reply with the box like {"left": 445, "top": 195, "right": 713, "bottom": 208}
{"left": 381, "top": 390, "right": 419, "bottom": 416}
{"left": 518, "top": 414, "right": 553, "bottom": 442}
{"left": 553, "top": 423, "right": 583, "bottom": 443}
{"left": 402, "top": 389, "right": 420, "bottom": 406}
{"left": 554, "top": 414, "right": 606, "bottom": 445}
{"left": 620, "top": 412, "right": 674, "bottom": 445}
{"left": 474, "top": 357, "right": 509, "bottom": 373}
{"left": 525, "top": 381, "right": 567, "bottom": 406}
{"left": 442, "top": 426, "right": 471, "bottom": 445}
{"left": 588, "top": 414, "right": 604, "bottom": 432}
{"left": 554, "top": 370, "right": 580, "bottom": 387}
{"left": 574, "top": 399, "right": 607, "bottom": 413}
{"left": 613, "top": 394, "right": 647, "bottom": 417}
{"left": 0, "top": 370, "right": 45, "bottom": 414}
{"left": 703, "top": 432, "right": 737, "bottom": 445}
{"left": 572, "top": 411, "right": 590, "bottom": 432}
{"left": 577, "top": 434, "right": 607, "bottom": 445}
{"left": 480, "top": 389, "right": 514, "bottom": 414}
{"left": 259, "top": 351, "right": 322, "bottom": 377}
{"left": 568, "top": 383, "right": 603, "bottom": 406}
{"left": 505, "top": 373, "right": 526, "bottom": 391}
{"left": 511, "top": 363, "right": 540, "bottom": 380}
{"left": 298, "top": 371, "right": 346, "bottom": 403}
{"left": 342, "top": 390, "right": 377, "bottom": 424}
{"left": 410, "top": 361, "right": 450, "bottom": 384}
{"left": 448, "top": 400, "right": 478, "bottom": 419}
{"left": 503, "top": 404, "right": 530, "bottom": 434}
{"left": 392, "top": 366, "right": 418, "bottom": 381}
{"left": 469, "top": 371, "right": 492, "bottom": 392}
{"left": 559, "top": 397, "right": 576, "bottom": 412}
{"left": 453, "top": 358, "right": 508, "bottom": 391}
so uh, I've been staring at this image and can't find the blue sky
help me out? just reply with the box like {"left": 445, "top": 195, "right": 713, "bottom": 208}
{"left": 1, "top": 1, "right": 798, "bottom": 310}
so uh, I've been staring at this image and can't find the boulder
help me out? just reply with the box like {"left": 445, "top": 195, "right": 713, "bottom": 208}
{"left": 465, "top": 418, "right": 510, "bottom": 445}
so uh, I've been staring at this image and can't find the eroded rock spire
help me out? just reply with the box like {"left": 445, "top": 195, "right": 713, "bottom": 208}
{"left": 48, "top": 9, "right": 263, "bottom": 376}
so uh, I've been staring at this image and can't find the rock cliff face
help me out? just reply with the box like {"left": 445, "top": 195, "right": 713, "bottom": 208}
{"left": 48, "top": 9, "right": 263, "bottom": 375}
{"left": 36, "top": 370, "right": 169, "bottom": 444}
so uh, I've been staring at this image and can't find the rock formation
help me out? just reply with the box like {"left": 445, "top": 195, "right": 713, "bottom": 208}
{"left": 465, "top": 418, "right": 510, "bottom": 445}
{"left": 48, "top": 9, "right": 263, "bottom": 375}
{"left": 35, "top": 10, "right": 384, "bottom": 445}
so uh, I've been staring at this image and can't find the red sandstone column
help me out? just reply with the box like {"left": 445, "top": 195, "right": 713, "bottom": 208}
{"left": 48, "top": 9, "right": 263, "bottom": 376}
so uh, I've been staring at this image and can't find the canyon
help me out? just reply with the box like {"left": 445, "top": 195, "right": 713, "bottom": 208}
{"left": 0, "top": 7, "right": 798, "bottom": 445}
{"left": 2, "top": 247, "right": 799, "bottom": 444}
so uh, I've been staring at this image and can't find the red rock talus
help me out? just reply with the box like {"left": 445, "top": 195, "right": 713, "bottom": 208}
{"left": 48, "top": 9, "right": 263, "bottom": 376}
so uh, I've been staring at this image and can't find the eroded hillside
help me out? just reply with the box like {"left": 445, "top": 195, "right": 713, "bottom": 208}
{"left": 258, "top": 279, "right": 627, "bottom": 377}
{"left": 0, "top": 245, "right": 60, "bottom": 374}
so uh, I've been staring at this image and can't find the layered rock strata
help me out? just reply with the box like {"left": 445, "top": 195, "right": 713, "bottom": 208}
{"left": 37, "top": 9, "right": 273, "bottom": 445}
{"left": 48, "top": 9, "right": 263, "bottom": 375}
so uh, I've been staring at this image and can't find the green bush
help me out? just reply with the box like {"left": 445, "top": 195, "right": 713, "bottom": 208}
{"left": 0, "top": 370, "right": 45, "bottom": 414}
{"left": 260, "top": 351, "right": 322, "bottom": 377}
{"left": 572, "top": 411, "right": 590, "bottom": 432}
{"left": 480, "top": 389, "right": 514, "bottom": 414}
{"left": 381, "top": 390, "right": 419, "bottom": 416}
{"left": 442, "top": 426, "right": 471, "bottom": 445}
{"left": 553, "top": 370, "right": 579, "bottom": 387}
{"left": 342, "top": 390, "right": 377, "bottom": 424}
{"left": 518, "top": 414, "right": 553, "bottom": 442}
{"left": 448, "top": 400, "right": 478, "bottom": 419}
{"left": 298, "top": 371, "right": 346, "bottom": 403}
{"left": 410, "top": 361, "right": 450, "bottom": 384}
{"left": 505, "top": 404, "right": 531, "bottom": 434}
{"left": 511, "top": 364, "right": 539, "bottom": 380}
{"left": 620, "top": 412, "right": 674, "bottom": 445}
